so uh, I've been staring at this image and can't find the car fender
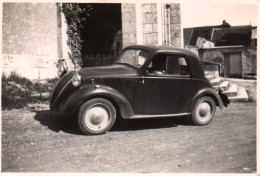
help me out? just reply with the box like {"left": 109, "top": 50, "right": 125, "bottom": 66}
{"left": 188, "top": 88, "right": 224, "bottom": 113}
{"left": 62, "top": 84, "right": 135, "bottom": 118}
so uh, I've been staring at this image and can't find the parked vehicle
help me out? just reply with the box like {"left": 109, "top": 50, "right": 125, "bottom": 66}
{"left": 50, "top": 45, "right": 229, "bottom": 135}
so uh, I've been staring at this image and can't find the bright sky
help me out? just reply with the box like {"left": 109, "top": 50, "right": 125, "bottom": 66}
{"left": 181, "top": 3, "right": 257, "bottom": 28}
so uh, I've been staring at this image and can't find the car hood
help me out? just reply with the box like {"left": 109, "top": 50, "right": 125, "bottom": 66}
{"left": 50, "top": 64, "right": 138, "bottom": 107}
{"left": 78, "top": 64, "right": 139, "bottom": 78}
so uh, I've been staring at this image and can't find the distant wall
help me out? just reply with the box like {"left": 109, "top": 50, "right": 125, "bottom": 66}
{"left": 198, "top": 47, "right": 257, "bottom": 77}
{"left": 2, "top": 3, "right": 60, "bottom": 79}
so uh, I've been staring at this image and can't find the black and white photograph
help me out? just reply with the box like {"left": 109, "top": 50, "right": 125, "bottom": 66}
{"left": 1, "top": 0, "right": 258, "bottom": 173}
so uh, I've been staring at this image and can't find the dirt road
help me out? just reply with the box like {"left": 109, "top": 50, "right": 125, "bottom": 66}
{"left": 2, "top": 102, "right": 256, "bottom": 173}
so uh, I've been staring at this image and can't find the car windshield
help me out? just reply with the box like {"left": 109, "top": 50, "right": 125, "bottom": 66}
{"left": 114, "top": 49, "right": 150, "bottom": 68}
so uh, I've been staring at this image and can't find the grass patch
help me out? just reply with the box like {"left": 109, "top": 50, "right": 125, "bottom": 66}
{"left": 2, "top": 72, "right": 58, "bottom": 110}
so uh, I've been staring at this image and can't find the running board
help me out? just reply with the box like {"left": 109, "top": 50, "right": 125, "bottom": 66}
{"left": 129, "top": 113, "right": 191, "bottom": 119}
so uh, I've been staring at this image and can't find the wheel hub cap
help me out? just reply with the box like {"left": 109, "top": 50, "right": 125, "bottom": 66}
{"left": 84, "top": 105, "right": 110, "bottom": 131}
{"left": 196, "top": 102, "right": 211, "bottom": 122}
{"left": 90, "top": 111, "right": 104, "bottom": 124}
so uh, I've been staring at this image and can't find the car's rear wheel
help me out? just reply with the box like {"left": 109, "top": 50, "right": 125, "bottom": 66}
{"left": 192, "top": 96, "right": 216, "bottom": 125}
{"left": 78, "top": 98, "right": 116, "bottom": 135}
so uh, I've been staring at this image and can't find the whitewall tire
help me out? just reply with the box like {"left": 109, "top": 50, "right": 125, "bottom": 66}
{"left": 78, "top": 98, "right": 116, "bottom": 135}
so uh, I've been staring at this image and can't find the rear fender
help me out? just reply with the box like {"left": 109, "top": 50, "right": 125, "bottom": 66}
{"left": 188, "top": 88, "right": 225, "bottom": 113}
{"left": 62, "top": 84, "right": 134, "bottom": 118}
{"left": 218, "top": 89, "right": 230, "bottom": 107}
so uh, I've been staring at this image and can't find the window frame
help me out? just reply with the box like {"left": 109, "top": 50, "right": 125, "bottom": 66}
{"left": 145, "top": 53, "right": 191, "bottom": 78}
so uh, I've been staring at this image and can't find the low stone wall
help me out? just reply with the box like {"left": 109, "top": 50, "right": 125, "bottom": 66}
{"left": 2, "top": 54, "right": 73, "bottom": 79}
{"left": 242, "top": 48, "right": 257, "bottom": 75}
{"left": 198, "top": 48, "right": 224, "bottom": 64}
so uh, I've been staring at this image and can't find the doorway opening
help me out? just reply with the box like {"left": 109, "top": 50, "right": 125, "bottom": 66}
{"left": 81, "top": 4, "right": 122, "bottom": 67}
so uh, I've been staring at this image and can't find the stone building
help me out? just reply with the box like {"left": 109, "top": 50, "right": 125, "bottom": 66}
{"left": 183, "top": 21, "right": 257, "bottom": 78}
{"left": 2, "top": 3, "right": 181, "bottom": 79}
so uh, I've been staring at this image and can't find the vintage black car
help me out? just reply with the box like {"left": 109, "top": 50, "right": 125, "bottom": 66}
{"left": 50, "top": 45, "right": 229, "bottom": 135}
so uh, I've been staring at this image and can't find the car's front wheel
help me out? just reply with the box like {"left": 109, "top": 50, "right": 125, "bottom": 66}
{"left": 192, "top": 96, "right": 216, "bottom": 125}
{"left": 78, "top": 98, "right": 116, "bottom": 135}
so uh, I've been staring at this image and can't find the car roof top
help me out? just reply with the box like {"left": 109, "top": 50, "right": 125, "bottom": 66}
{"left": 124, "top": 45, "right": 198, "bottom": 58}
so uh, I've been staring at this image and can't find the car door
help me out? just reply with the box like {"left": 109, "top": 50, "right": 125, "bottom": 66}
{"left": 133, "top": 53, "right": 192, "bottom": 114}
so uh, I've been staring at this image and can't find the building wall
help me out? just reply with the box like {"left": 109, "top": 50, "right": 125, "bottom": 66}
{"left": 142, "top": 3, "right": 158, "bottom": 44}
{"left": 121, "top": 4, "right": 137, "bottom": 48}
{"left": 121, "top": 3, "right": 181, "bottom": 48}
{"left": 3, "top": 3, "right": 58, "bottom": 56}
{"left": 2, "top": 3, "right": 60, "bottom": 79}
{"left": 169, "top": 3, "right": 181, "bottom": 47}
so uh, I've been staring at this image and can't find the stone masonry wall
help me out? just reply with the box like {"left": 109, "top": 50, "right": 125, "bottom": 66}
{"left": 169, "top": 3, "right": 181, "bottom": 47}
{"left": 142, "top": 3, "right": 158, "bottom": 44}
{"left": 121, "top": 4, "right": 137, "bottom": 48}
{"left": 121, "top": 3, "right": 181, "bottom": 48}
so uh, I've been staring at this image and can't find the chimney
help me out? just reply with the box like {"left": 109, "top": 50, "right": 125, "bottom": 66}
{"left": 220, "top": 20, "right": 230, "bottom": 28}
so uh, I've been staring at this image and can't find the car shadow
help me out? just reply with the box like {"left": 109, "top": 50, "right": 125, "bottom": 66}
{"left": 34, "top": 110, "right": 83, "bottom": 135}
{"left": 111, "top": 116, "right": 193, "bottom": 132}
{"left": 34, "top": 110, "right": 194, "bottom": 135}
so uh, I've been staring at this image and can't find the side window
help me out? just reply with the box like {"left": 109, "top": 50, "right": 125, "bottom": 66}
{"left": 166, "top": 55, "right": 189, "bottom": 76}
{"left": 147, "top": 54, "right": 167, "bottom": 75}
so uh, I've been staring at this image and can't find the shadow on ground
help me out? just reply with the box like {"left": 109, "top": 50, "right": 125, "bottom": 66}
{"left": 34, "top": 110, "right": 194, "bottom": 135}
{"left": 111, "top": 116, "right": 193, "bottom": 131}
{"left": 34, "top": 110, "right": 82, "bottom": 135}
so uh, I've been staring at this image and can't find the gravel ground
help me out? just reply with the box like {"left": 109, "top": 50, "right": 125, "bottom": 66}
{"left": 1, "top": 102, "right": 256, "bottom": 173}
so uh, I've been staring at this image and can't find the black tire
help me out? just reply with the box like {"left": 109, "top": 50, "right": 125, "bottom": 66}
{"left": 192, "top": 96, "right": 216, "bottom": 125}
{"left": 78, "top": 98, "right": 116, "bottom": 135}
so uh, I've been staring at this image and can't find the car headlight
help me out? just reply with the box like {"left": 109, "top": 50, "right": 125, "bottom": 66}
{"left": 72, "top": 73, "right": 81, "bottom": 87}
